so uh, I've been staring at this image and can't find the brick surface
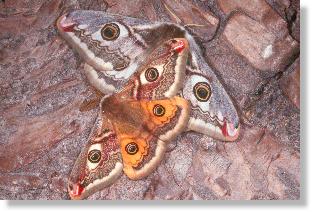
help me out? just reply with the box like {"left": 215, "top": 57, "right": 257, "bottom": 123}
{"left": 217, "top": 0, "right": 289, "bottom": 36}
{"left": 223, "top": 13, "right": 298, "bottom": 72}
{"left": 280, "top": 58, "right": 300, "bottom": 109}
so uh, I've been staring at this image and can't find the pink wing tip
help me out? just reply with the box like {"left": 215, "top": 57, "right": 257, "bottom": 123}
{"left": 56, "top": 14, "right": 76, "bottom": 32}
{"left": 221, "top": 121, "right": 240, "bottom": 142}
{"left": 68, "top": 182, "right": 84, "bottom": 200}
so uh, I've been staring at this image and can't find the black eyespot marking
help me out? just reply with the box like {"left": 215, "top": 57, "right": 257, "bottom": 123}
{"left": 193, "top": 82, "right": 211, "bottom": 102}
{"left": 153, "top": 104, "right": 165, "bottom": 117}
{"left": 101, "top": 23, "right": 120, "bottom": 41}
{"left": 125, "top": 142, "right": 138, "bottom": 155}
{"left": 88, "top": 150, "right": 102, "bottom": 163}
{"left": 145, "top": 67, "right": 159, "bottom": 82}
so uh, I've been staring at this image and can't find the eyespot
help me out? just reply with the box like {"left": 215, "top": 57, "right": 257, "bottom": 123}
{"left": 145, "top": 67, "right": 159, "bottom": 82}
{"left": 101, "top": 23, "right": 120, "bottom": 41}
{"left": 193, "top": 82, "right": 211, "bottom": 102}
{"left": 125, "top": 142, "right": 139, "bottom": 155}
{"left": 153, "top": 104, "right": 165, "bottom": 117}
{"left": 88, "top": 150, "right": 102, "bottom": 163}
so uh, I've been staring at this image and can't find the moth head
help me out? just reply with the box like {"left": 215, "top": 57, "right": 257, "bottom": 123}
{"left": 68, "top": 128, "right": 123, "bottom": 200}
{"left": 184, "top": 74, "right": 240, "bottom": 141}
{"left": 166, "top": 38, "right": 189, "bottom": 54}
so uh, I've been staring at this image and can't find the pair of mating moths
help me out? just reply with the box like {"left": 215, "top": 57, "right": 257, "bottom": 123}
{"left": 56, "top": 10, "right": 240, "bottom": 200}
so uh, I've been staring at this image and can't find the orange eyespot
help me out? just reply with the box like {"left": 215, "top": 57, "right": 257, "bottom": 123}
{"left": 101, "top": 23, "right": 120, "bottom": 41}
{"left": 125, "top": 142, "right": 139, "bottom": 155}
{"left": 153, "top": 104, "right": 165, "bottom": 117}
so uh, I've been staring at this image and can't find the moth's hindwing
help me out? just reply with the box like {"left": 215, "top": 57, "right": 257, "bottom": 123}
{"left": 68, "top": 95, "right": 190, "bottom": 199}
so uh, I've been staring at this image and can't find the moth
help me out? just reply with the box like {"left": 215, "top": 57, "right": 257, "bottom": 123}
{"left": 67, "top": 37, "right": 191, "bottom": 199}
{"left": 56, "top": 10, "right": 240, "bottom": 199}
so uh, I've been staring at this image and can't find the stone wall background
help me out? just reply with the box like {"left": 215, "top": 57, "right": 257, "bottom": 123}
{"left": 0, "top": 0, "right": 300, "bottom": 200}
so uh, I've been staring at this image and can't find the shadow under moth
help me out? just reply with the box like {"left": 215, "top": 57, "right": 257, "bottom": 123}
{"left": 56, "top": 10, "right": 240, "bottom": 200}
